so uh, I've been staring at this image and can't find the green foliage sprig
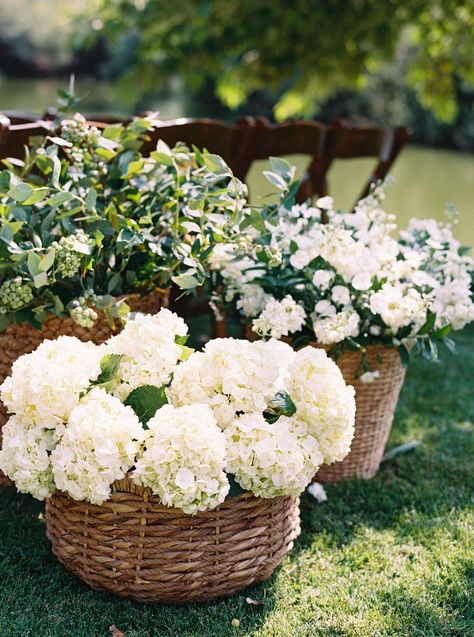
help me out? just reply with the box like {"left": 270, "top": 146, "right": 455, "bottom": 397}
{"left": 0, "top": 112, "right": 248, "bottom": 331}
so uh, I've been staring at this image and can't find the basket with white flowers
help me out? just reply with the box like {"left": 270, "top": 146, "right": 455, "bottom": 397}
{"left": 0, "top": 308, "right": 355, "bottom": 602}
{"left": 209, "top": 164, "right": 474, "bottom": 481}
{"left": 0, "top": 108, "right": 249, "bottom": 484}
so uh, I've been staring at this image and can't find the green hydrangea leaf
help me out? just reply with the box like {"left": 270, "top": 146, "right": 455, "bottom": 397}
{"left": 264, "top": 390, "right": 297, "bottom": 424}
{"left": 124, "top": 384, "right": 168, "bottom": 426}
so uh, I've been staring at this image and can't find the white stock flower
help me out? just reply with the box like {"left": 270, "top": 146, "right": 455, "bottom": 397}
{"left": 0, "top": 416, "right": 58, "bottom": 500}
{"left": 359, "top": 370, "right": 381, "bottom": 384}
{"left": 314, "top": 299, "right": 337, "bottom": 317}
{"left": 285, "top": 347, "right": 356, "bottom": 463}
{"left": 430, "top": 280, "right": 474, "bottom": 331}
{"left": 51, "top": 388, "right": 145, "bottom": 505}
{"left": 352, "top": 273, "right": 372, "bottom": 291}
{"left": 331, "top": 285, "right": 351, "bottom": 306}
{"left": 133, "top": 404, "right": 229, "bottom": 513}
{"left": 105, "top": 309, "right": 188, "bottom": 398}
{"left": 168, "top": 338, "right": 294, "bottom": 428}
{"left": 369, "top": 283, "right": 427, "bottom": 332}
{"left": 312, "top": 310, "right": 360, "bottom": 344}
{"left": 236, "top": 284, "right": 270, "bottom": 318}
{"left": 0, "top": 336, "right": 102, "bottom": 427}
{"left": 312, "top": 269, "right": 334, "bottom": 290}
{"left": 226, "top": 413, "right": 323, "bottom": 498}
{"left": 252, "top": 295, "right": 306, "bottom": 339}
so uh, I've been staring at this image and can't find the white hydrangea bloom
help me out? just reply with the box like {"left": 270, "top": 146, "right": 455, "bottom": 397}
{"left": 50, "top": 388, "right": 145, "bottom": 505}
{"left": 252, "top": 295, "right": 306, "bottom": 339}
{"left": 236, "top": 284, "right": 271, "bottom": 318}
{"left": 285, "top": 347, "right": 356, "bottom": 464}
{"left": 168, "top": 338, "right": 295, "bottom": 428}
{"left": 0, "top": 336, "right": 102, "bottom": 428}
{"left": 226, "top": 413, "right": 323, "bottom": 498}
{"left": 0, "top": 416, "right": 58, "bottom": 500}
{"left": 105, "top": 310, "right": 188, "bottom": 399}
{"left": 312, "top": 309, "right": 360, "bottom": 344}
{"left": 133, "top": 404, "right": 229, "bottom": 514}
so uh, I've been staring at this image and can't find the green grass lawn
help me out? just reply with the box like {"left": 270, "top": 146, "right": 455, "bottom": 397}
{"left": 1, "top": 326, "right": 473, "bottom": 637}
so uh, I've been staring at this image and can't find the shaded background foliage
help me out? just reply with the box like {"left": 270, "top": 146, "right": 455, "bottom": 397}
{"left": 0, "top": 0, "right": 473, "bottom": 151}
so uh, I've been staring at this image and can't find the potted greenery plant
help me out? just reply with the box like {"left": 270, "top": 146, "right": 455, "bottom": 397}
{"left": 0, "top": 106, "right": 248, "bottom": 481}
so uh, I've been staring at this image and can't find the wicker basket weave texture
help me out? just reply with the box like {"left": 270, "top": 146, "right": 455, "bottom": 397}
{"left": 316, "top": 345, "right": 405, "bottom": 482}
{"left": 0, "top": 290, "right": 167, "bottom": 487}
{"left": 45, "top": 477, "right": 300, "bottom": 603}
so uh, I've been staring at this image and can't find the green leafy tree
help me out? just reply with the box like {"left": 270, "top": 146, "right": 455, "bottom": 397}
{"left": 88, "top": 0, "right": 473, "bottom": 123}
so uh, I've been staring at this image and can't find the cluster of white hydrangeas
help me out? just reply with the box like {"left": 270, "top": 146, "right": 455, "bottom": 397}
{"left": 105, "top": 310, "right": 189, "bottom": 399}
{"left": 0, "top": 417, "right": 57, "bottom": 500}
{"left": 0, "top": 336, "right": 103, "bottom": 428}
{"left": 133, "top": 404, "right": 229, "bottom": 514}
{"left": 225, "top": 413, "right": 323, "bottom": 498}
{"left": 51, "top": 388, "right": 145, "bottom": 505}
{"left": 252, "top": 295, "right": 306, "bottom": 339}
{"left": 285, "top": 348, "right": 356, "bottom": 463}
{"left": 0, "top": 309, "right": 357, "bottom": 509}
{"left": 168, "top": 338, "right": 294, "bottom": 428}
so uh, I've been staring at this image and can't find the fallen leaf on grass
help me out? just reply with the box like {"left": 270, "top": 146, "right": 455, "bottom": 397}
{"left": 382, "top": 440, "right": 420, "bottom": 462}
{"left": 110, "top": 625, "right": 126, "bottom": 637}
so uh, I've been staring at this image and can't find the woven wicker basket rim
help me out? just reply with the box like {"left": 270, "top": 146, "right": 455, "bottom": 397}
{"left": 0, "top": 288, "right": 168, "bottom": 332}
{"left": 63, "top": 476, "right": 266, "bottom": 514}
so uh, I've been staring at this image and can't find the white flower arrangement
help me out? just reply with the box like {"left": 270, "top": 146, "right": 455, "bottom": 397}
{"left": 210, "top": 170, "right": 474, "bottom": 375}
{"left": 0, "top": 309, "right": 356, "bottom": 512}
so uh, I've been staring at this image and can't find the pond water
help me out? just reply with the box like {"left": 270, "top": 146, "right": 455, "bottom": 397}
{"left": 1, "top": 77, "right": 473, "bottom": 244}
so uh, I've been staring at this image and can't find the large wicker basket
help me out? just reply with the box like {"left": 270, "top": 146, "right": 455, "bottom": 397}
{"left": 315, "top": 345, "right": 405, "bottom": 482}
{"left": 45, "top": 477, "right": 300, "bottom": 603}
{"left": 0, "top": 290, "right": 167, "bottom": 486}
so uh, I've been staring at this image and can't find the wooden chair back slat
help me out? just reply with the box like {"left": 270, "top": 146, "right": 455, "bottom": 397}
{"left": 240, "top": 116, "right": 348, "bottom": 203}
{"left": 311, "top": 118, "right": 410, "bottom": 204}
{"left": 139, "top": 117, "right": 256, "bottom": 180}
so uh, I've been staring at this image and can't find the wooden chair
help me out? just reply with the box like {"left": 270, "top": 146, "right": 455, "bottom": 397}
{"left": 236, "top": 116, "right": 348, "bottom": 203}
{"left": 308, "top": 118, "right": 410, "bottom": 206}
{"left": 0, "top": 114, "right": 10, "bottom": 144}
{"left": 0, "top": 120, "right": 56, "bottom": 161}
{"left": 0, "top": 110, "right": 44, "bottom": 125}
{"left": 140, "top": 117, "right": 256, "bottom": 180}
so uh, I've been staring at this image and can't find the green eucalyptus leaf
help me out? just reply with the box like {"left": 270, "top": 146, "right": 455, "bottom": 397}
{"left": 38, "top": 249, "right": 56, "bottom": 273}
{"left": 27, "top": 251, "right": 42, "bottom": 276}
{"left": 33, "top": 271, "right": 48, "bottom": 288}
{"left": 172, "top": 273, "right": 200, "bottom": 290}
{"left": 9, "top": 183, "right": 34, "bottom": 203}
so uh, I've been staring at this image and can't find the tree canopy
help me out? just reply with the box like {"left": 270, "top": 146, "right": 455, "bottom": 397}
{"left": 88, "top": 0, "right": 474, "bottom": 122}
